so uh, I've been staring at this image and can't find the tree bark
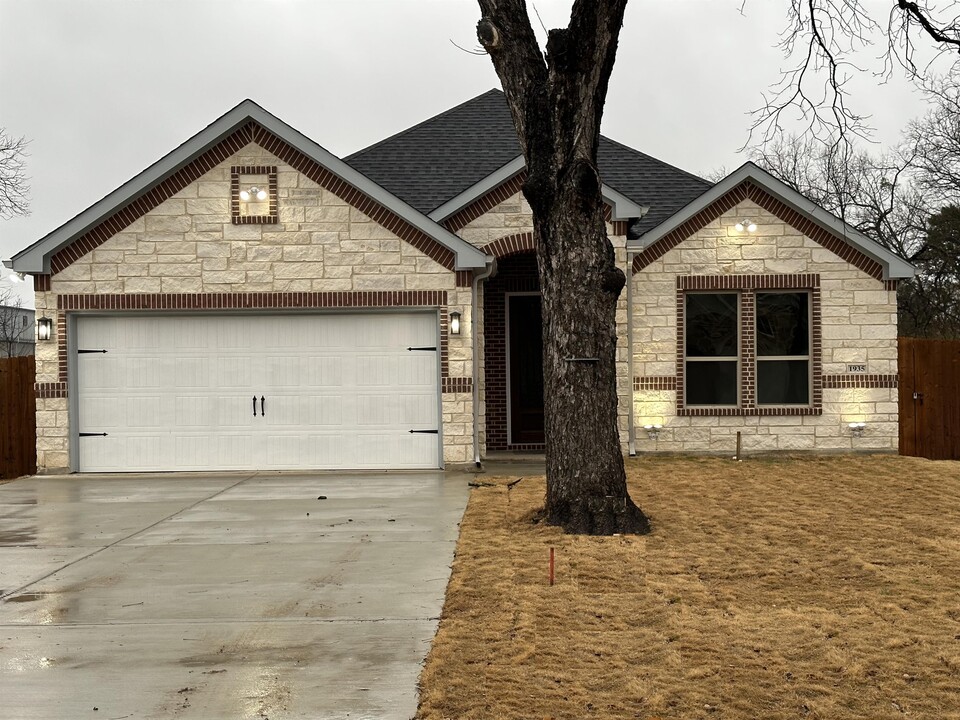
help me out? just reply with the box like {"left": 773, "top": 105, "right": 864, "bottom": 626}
{"left": 477, "top": 0, "right": 650, "bottom": 534}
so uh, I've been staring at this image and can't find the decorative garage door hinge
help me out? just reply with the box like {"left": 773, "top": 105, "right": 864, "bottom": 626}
{"left": 79, "top": 432, "right": 108, "bottom": 437}
{"left": 407, "top": 346, "right": 437, "bottom": 351}
{"left": 78, "top": 349, "right": 108, "bottom": 354}
{"left": 409, "top": 429, "right": 439, "bottom": 434}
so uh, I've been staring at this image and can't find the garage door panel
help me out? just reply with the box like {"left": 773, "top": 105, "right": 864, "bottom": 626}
{"left": 76, "top": 313, "right": 440, "bottom": 472}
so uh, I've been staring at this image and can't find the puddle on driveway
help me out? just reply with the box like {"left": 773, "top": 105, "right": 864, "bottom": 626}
{"left": 0, "top": 527, "right": 37, "bottom": 546}
{"left": 3, "top": 593, "right": 47, "bottom": 603}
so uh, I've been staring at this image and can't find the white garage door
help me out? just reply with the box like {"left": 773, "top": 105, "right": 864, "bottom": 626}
{"left": 75, "top": 313, "right": 440, "bottom": 472}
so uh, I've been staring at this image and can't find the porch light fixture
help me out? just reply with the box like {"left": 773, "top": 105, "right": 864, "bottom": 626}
{"left": 848, "top": 421, "right": 866, "bottom": 438}
{"left": 239, "top": 186, "right": 268, "bottom": 202}
{"left": 8, "top": 270, "right": 25, "bottom": 283}
{"left": 734, "top": 219, "right": 758, "bottom": 233}
{"left": 450, "top": 311, "right": 462, "bottom": 335}
{"left": 643, "top": 423, "right": 662, "bottom": 440}
{"left": 37, "top": 316, "right": 53, "bottom": 342}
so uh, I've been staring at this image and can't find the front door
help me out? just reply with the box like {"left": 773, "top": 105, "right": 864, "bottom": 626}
{"left": 507, "top": 294, "right": 545, "bottom": 445}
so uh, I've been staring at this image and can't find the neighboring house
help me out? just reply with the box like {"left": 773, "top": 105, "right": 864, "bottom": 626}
{"left": 0, "top": 304, "right": 35, "bottom": 357}
{"left": 5, "top": 91, "right": 912, "bottom": 473}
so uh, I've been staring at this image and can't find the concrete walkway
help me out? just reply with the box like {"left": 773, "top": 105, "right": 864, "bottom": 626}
{"left": 0, "top": 471, "right": 470, "bottom": 719}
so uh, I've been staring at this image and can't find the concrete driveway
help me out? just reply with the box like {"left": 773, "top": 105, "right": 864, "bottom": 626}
{"left": 0, "top": 471, "right": 469, "bottom": 719}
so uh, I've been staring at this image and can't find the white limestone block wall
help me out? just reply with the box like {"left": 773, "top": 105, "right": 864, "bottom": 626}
{"left": 631, "top": 198, "right": 899, "bottom": 454}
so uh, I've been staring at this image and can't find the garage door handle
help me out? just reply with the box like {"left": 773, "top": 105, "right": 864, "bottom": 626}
{"left": 253, "top": 396, "right": 258, "bottom": 417}
{"left": 261, "top": 396, "right": 266, "bottom": 416}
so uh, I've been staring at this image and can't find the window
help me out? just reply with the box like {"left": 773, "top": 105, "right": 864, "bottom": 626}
{"left": 684, "top": 293, "right": 739, "bottom": 406}
{"left": 680, "top": 280, "right": 818, "bottom": 413}
{"left": 22, "top": 315, "right": 28, "bottom": 328}
{"left": 756, "top": 292, "right": 810, "bottom": 405}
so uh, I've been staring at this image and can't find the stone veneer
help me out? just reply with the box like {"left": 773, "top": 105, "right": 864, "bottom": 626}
{"left": 34, "top": 142, "right": 475, "bottom": 469}
{"left": 632, "top": 197, "right": 899, "bottom": 453}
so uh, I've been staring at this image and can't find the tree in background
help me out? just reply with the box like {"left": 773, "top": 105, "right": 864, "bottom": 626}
{"left": 0, "top": 129, "right": 29, "bottom": 219}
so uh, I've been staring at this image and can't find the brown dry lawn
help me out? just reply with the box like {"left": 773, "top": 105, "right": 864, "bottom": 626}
{"left": 417, "top": 456, "right": 960, "bottom": 720}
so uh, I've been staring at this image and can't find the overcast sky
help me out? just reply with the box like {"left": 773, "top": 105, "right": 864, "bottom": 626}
{"left": 0, "top": 0, "right": 936, "bottom": 306}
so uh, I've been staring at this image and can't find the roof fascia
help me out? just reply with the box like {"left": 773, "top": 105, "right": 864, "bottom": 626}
{"left": 628, "top": 162, "right": 914, "bottom": 279}
{"left": 13, "top": 100, "right": 487, "bottom": 274}
{"left": 429, "top": 155, "right": 648, "bottom": 224}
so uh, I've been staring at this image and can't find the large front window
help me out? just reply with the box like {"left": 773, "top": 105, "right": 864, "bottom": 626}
{"left": 683, "top": 288, "right": 813, "bottom": 410}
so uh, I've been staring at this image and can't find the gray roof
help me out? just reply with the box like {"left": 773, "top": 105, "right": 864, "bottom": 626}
{"left": 11, "top": 100, "right": 488, "bottom": 274}
{"left": 346, "top": 89, "right": 712, "bottom": 235}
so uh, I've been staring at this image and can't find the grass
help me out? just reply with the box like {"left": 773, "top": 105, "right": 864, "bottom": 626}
{"left": 417, "top": 455, "right": 960, "bottom": 719}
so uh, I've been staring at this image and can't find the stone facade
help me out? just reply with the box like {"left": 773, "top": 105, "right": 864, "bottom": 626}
{"left": 632, "top": 198, "right": 899, "bottom": 454}
{"left": 33, "top": 142, "right": 475, "bottom": 469}
{"left": 31, "top": 143, "right": 902, "bottom": 472}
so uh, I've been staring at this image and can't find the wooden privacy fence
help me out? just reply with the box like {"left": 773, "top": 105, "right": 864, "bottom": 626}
{"left": 0, "top": 355, "right": 37, "bottom": 479}
{"left": 899, "top": 337, "right": 960, "bottom": 460}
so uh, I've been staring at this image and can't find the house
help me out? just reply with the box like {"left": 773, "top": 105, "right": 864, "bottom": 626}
{"left": 5, "top": 91, "right": 912, "bottom": 473}
{"left": 0, "top": 304, "right": 35, "bottom": 357}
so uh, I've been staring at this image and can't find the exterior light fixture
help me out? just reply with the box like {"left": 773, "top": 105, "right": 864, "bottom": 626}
{"left": 37, "top": 316, "right": 53, "bottom": 342}
{"left": 643, "top": 423, "right": 663, "bottom": 440}
{"left": 848, "top": 421, "right": 866, "bottom": 438}
{"left": 450, "top": 311, "right": 462, "bottom": 335}
{"left": 239, "top": 186, "right": 268, "bottom": 202}
{"left": 9, "top": 270, "right": 25, "bottom": 283}
{"left": 735, "top": 219, "right": 758, "bottom": 233}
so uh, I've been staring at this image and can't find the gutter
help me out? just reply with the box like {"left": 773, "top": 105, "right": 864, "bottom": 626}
{"left": 471, "top": 257, "right": 497, "bottom": 468}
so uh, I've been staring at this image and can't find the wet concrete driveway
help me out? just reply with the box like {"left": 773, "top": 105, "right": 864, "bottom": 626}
{"left": 0, "top": 471, "right": 469, "bottom": 719}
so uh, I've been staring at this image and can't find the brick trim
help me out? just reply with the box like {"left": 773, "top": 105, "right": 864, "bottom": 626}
{"left": 34, "top": 275, "right": 51, "bottom": 291}
{"left": 52, "top": 291, "right": 466, "bottom": 394}
{"left": 49, "top": 122, "right": 458, "bottom": 275}
{"left": 50, "top": 125, "right": 256, "bottom": 275}
{"left": 884, "top": 279, "right": 900, "bottom": 291}
{"left": 484, "top": 232, "right": 536, "bottom": 259}
{"left": 442, "top": 377, "right": 474, "bottom": 393}
{"left": 35, "top": 382, "right": 68, "bottom": 399}
{"left": 676, "top": 274, "right": 822, "bottom": 416}
{"left": 634, "top": 376, "right": 677, "bottom": 391}
{"left": 822, "top": 374, "right": 898, "bottom": 389}
{"left": 455, "top": 270, "right": 473, "bottom": 288}
{"left": 503, "top": 443, "right": 545, "bottom": 452}
{"left": 230, "top": 166, "right": 278, "bottom": 224}
{"left": 633, "top": 181, "right": 886, "bottom": 281}
{"left": 250, "top": 125, "right": 456, "bottom": 270}
{"left": 443, "top": 172, "right": 527, "bottom": 232}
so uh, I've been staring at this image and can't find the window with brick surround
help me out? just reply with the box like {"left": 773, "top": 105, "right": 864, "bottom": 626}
{"left": 677, "top": 275, "right": 822, "bottom": 416}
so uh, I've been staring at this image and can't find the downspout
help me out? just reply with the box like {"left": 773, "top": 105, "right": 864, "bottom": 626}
{"left": 471, "top": 257, "right": 497, "bottom": 468}
{"left": 627, "top": 248, "right": 637, "bottom": 457}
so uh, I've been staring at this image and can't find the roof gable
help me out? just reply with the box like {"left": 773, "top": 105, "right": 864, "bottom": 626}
{"left": 345, "top": 89, "right": 711, "bottom": 234}
{"left": 629, "top": 162, "right": 914, "bottom": 281}
{"left": 12, "top": 100, "right": 488, "bottom": 275}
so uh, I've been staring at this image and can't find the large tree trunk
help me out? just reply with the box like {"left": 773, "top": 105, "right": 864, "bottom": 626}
{"left": 477, "top": 0, "right": 649, "bottom": 535}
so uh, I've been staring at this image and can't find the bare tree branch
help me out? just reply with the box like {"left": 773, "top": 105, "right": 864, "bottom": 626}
{"left": 0, "top": 130, "right": 30, "bottom": 219}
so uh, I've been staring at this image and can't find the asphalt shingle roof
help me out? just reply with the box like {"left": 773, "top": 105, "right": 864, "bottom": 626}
{"left": 345, "top": 89, "right": 712, "bottom": 236}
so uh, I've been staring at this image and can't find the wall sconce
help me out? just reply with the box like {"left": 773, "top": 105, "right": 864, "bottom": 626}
{"left": 848, "top": 421, "right": 866, "bottom": 438}
{"left": 37, "top": 316, "right": 53, "bottom": 341}
{"left": 734, "top": 219, "right": 758, "bottom": 233}
{"left": 449, "top": 311, "right": 462, "bottom": 335}
{"left": 239, "top": 186, "right": 268, "bottom": 202}
{"left": 643, "top": 423, "right": 662, "bottom": 440}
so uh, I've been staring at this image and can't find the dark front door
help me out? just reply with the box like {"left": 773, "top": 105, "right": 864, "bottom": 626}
{"left": 508, "top": 294, "right": 545, "bottom": 445}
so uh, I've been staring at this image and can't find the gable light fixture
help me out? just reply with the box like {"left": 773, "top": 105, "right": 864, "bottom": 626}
{"left": 450, "top": 311, "right": 462, "bottom": 335}
{"left": 734, "top": 219, "right": 758, "bottom": 233}
{"left": 239, "top": 186, "right": 268, "bottom": 202}
{"left": 37, "top": 316, "right": 53, "bottom": 342}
